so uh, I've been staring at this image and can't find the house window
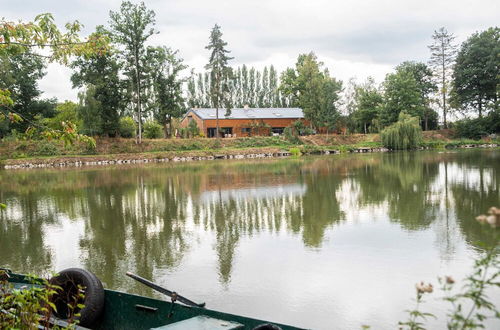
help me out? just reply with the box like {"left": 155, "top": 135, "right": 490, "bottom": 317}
{"left": 188, "top": 115, "right": 194, "bottom": 123}
{"left": 221, "top": 127, "right": 233, "bottom": 136}
{"left": 271, "top": 127, "right": 285, "bottom": 135}
{"left": 241, "top": 127, "right": 251, "bottom": 134}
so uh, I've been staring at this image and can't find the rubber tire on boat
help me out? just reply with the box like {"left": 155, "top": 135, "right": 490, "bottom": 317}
{"left": 252, "top": 324, "right": 283, "bottom": 330}
{"left": 49, "top": 268, "right": 105, "bottom": 327}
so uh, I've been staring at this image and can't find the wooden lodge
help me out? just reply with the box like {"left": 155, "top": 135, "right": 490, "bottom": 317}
{"left": 179, "top": 107, "right": 306, "bottom": 137}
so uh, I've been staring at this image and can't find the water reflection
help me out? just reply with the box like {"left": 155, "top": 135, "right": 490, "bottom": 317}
{"left": 0, "top": 150, "right": 499, "bottom": 327}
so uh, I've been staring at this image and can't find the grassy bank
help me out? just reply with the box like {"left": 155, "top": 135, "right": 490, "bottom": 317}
{"left": 0, "top": 132, "right": 498, "bottom": 168}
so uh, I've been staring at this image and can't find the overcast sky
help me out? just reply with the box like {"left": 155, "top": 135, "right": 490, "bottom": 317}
{"left": 2, "top": 0, "right": 499, "bottom": 102}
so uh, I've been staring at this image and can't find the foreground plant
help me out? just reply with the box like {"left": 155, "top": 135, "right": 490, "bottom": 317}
{"left": 399, "top": 207, "right": 500, "bottom": 330}
{"left": 0, "top": 271, "right": 84, "bottom": 329}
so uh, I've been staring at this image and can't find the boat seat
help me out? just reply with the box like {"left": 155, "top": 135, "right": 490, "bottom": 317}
{"left": 151, "top": 315, "right": 243, "bottom": 330}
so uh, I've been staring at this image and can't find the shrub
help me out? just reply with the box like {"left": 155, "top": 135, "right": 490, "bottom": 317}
{"left": 0, "top": 272, "right": 84, "bottom": 329}
{"left": 33, "top": 141, "right": 60, "bottom": 156}
{"left": 381, "top": 112, "right": 422, "bottom": 150}
{"left": 453, "top": 111, "right": 499, "bottom": 140}
{"left": 119, "top": 117, "right": 136, "bottom": 138}
{"left": 289, "top": 147, "right": 301, "bottom": 156}
{"left": 187, "top": 120, "right": 200, "bottom": 137}
{"left": 143, "top": 121, "right": 163, "bottom": 139}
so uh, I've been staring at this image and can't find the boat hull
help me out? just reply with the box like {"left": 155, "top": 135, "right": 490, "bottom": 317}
{"left": 4, "top": 271, "right": 305, "bottom": 330}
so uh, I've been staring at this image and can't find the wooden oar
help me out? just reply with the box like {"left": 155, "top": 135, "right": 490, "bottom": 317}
{"left": 126, "top": 272, "right": 205, "bottom": 308}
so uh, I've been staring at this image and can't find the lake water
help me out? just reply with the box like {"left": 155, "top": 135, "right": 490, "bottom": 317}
{"left": 1, "top": 149, "right": 499, "bottom": 329}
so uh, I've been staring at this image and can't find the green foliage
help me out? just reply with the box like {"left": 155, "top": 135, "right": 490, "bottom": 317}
{"left": 77, "top": 86, "right": 103, "bottom": 136}
{"left": 43, "top": 101, "right": 81, "bottom": 131}
{"left": 381, "top": 112, "right": 423, "bottom": 150}
{"left": 187, "top": 120, "right": 200, "bottom": 137}
{"left": 289, "top": 147, "right": 301, "bottom": 156}
{"left": 119, "top": 116, "right": 136, "bottom": 138}
{"left": 352, "top": 78, "right": 384, "bottom": 133}
{"left": 143, "top": 120, "right": 163, "bottom": 139}
{"left": 205, "top": 24, "right": 233, "bottom": 135}
{"left": 453, "top": 110, "right": 500, "bottom": 139}
{"left": 0, "top": 272, "right": 84, "bottom": 329}
{"left": 146, "top": 46, "right": 187, "bottom": 137}
{"left": 453, "top": 27, "right": 499, "bottom": 117}
{"left": 279, "top": 53, "right": 342, "bottom": 130}
{"left": 109, "top": 0, "right": 156, "bottom": 143}
{"left": 32, "top": 141, "right": 59, "bottom": 156}
{"left": 71, "top": 33, "right": 123, "bottom": 137}
{"left": 381, "top": 69, "right": 425, "bottom": 127}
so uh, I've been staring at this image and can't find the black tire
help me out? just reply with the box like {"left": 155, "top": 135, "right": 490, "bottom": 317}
{"left": 252, "top": 324, "right": 283, "bottom": 330}
{"left": 50, "top": 268, "right": 105, "bottom": 327}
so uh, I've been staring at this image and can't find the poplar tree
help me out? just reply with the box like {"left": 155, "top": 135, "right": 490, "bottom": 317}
{"left": 428, "top": 27, "right": 457, "bottom": 128}
{"left": 269, "top": 65, "right": 279, "bottom": 107}
{"left": 109, "top": 1, "right": 156, "bottom": 144}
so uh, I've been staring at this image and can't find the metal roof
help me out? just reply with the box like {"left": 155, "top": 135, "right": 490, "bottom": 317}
{"left": 188, "top": 108, "right": 304, "bottom": 120}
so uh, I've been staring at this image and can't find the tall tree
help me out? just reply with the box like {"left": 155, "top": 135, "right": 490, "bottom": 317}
{"left": 77, "top": 85, "right": 103, "bottom": 136}
{"left": 396, "top": 61, "right": 437, "bottom": 130}
{"left": 453, "top": 27, "right": 499, "bottom": 117}
{"left": 280, "top": 53, "right": 342, "bottom": 130}
{"left": 428, "top": 27, "right": 457, "bottom": 128}
{"left": 0, "top": 52, "right": 46, "bottom": 133}
{"left": 71, "top": 28, "right": 124, "bottom": 136}
{"left": 320, "top": 70, "right": 343, "bottom": 133}
{"left": 109, "top": 0, "right": 156, "bottom": 143}
{"left": 353, "top": 77, "right": 384, "bottom": 133}
{"left": 381, "top": 69, "right": 423, "bottom": 126}
{"left": 205, "top": 24, "right": 233, "bottom": 138}
{"left": 269, "top": 65, "right": 279, "bottom": 107}
{"left": 145, "top": 46, "right": 187, "bottom": 137}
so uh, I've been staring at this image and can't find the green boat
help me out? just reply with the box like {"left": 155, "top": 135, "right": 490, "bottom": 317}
{"left": 1, "top": 267, "right": 305, "bottom": 330}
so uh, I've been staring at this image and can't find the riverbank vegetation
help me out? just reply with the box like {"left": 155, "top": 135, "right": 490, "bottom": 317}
{"left": 0, "top": 131, "right": 498, "bottom": 166}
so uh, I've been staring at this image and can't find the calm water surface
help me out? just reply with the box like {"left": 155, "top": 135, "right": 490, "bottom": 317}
{"left": 1, "top": 149, "right": 499, "bottom": 329}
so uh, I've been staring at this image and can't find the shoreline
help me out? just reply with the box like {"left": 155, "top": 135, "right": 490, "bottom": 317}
{"left": 1, "top": 142, "right": 498, "bottom": 170}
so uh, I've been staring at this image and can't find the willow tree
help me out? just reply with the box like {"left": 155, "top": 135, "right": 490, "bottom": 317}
{"left": 381, "top": 112, "right": 422, "bottom": 150}
{"left": 205, "top": 24, "right": 233, "bottom": 138}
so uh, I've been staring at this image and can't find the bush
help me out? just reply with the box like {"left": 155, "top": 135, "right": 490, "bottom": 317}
{"left": 33, "top": 141, "right": 60, "bottom": 156}
{"left": 187, "top": 120, "right": 200, "bottom": 137}
{"left": 0, "top": 271, "right": 84, "bottom": 329}
{"left": 381, "top": 112, "right": 422, "bottom": 150}
{"left": 289, "top": 147, "right": 301, "bottom": 156}
{"left": 453, "top": 111, "right": 499, "bottom": 140}
{"left": 143, "top": 121, "right": 163, "bottom": 139}
{"left": 119, "top": 117, "right": 136, "bottom": 138}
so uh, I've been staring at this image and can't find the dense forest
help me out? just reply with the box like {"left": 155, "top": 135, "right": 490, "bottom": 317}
{"left": 0, "top": 1, "right": 498, "bottom": 142}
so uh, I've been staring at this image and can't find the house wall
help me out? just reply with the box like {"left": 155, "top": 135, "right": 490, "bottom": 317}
{"left": 179, "top": 112, "right": 205, "bottom": 133}
{"left": 179, "top": 113, "right": 310, "bottom": 137}
{"left": 202, "top": 118, "right": 306, "bottom": 137}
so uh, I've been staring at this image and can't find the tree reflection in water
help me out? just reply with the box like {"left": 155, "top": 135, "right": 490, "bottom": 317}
{"left": 0, "top": 149, "right": 498, "bottom": 293}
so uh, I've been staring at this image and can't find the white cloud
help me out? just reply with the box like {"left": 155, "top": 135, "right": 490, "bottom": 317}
{"left": 3, "top": 0, "right": 499, "bottom": 101}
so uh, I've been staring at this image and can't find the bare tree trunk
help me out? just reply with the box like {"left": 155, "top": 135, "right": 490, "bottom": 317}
{"left": 134, "top": 49, "right": 142, "bottom": 144}
{"left": 216, "top": 107, "right": 220, "bottom": 139}
{"left": 442, "top": 49, "right": 447, "bottom": 129}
